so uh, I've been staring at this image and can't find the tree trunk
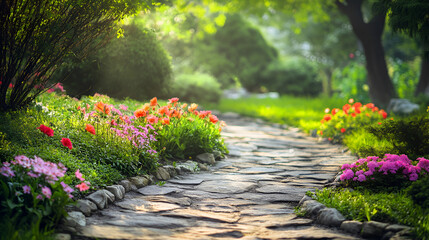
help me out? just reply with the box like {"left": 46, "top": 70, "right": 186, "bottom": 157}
{"left": 416, "top": 56, "right": 429, "bottom": 96}
{"left": 336, "top": 0, "right": 396, "bottom": 107}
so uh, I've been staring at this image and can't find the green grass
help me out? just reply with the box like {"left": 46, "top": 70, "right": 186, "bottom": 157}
{"left": 207, "top": 95, "right": 345, "bottom": 132}
{"left": 312, "top": 188, "right": 429, "bottom": 239}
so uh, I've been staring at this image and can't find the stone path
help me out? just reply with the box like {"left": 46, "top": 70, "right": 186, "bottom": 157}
{"left": 75, "top": 114, "right": 360, "bottom": 239}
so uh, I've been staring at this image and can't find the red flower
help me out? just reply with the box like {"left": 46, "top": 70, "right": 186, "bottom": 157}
{"left": 341, "top": 128, "right": 346, "bottom": 133}
{"left": 343, "top": 104, "right": 351, "bottom": 114}
{"left": 379, "top": 110, "right": 387, "bottom": 119}
{"left": 147, "top": 115, "right": 158, "bottom": 124}
{"left": 150, "top": 97, "right": 158, "bottom": 106}
{"left": 365, "top": 103, "right": 375, "bottom": 109}
{"left": 320, "top": 131, "right": 323, "bottom": 136}
{"left": 351, "top": 113, "right": 357, "bottom": 117}
{"left": 61, "top": 138, "right": 73, "bottom": 150}
{"left": 209, "top": 114, "right": 219, "bottom": 124}
{"left": 162, "top": 117, "right": 170, "bottom": 125}
{"left": 323, "top": 114, "right": 332, "bottom": 121}
{"left": 158, "top": 106, "right": 169, "bottom": 115}
{"left": 134, "top": 109, "right": 147, "bottom": 118}
{"left": 38, "top": 124, "right": 54, "bottom": 137}
{"left": 169, "top": 97, "right": 179, "bottom": 103}
{"left": 349, "top": 53, "right": 355, "bottom": 59}
{"left": 85, "top": 124, "right": 95, "bottom": 135}
{"left": 331, "top": 108, "right": 340, "bottom": 116}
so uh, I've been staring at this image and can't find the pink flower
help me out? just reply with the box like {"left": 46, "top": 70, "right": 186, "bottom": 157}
{"left": 417, "top": 158, "right": 429, "bottom": 172}
{"left": 168, "top": 97, "right": 179, "bottom": 103}
{"left": 0, "top": 166, "right": 15, "bottom": 177}
{"left": 61, "top": 182, "right": 74, "bottom": 194}
{"left": 357, "top": 174, "right": 366, "bottom": 182}
{"left": 75, "top": 169, "right": 85, "bottom": 181}
{"left": 61, "top": 138, "right": 73, "bottom": 150}
{"left": 341, "top": 164, "right": 351, "bottom": 170}
{"left": 75, "top": 182, "right": 90, "bottom": 192}
{"left": 41, "top": 186, "right": 52, "bottom": 199}
{"left": 22, "top": 185, "right": 31, "bottom": 194}
{"left": 340, "top": 169, "right": 354, "bottom": 181}
{"left": 36, "top": 194, "right": 43, "bottom": 200}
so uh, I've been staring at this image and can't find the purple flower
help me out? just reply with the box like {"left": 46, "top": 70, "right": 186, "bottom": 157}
{"left": 22, "top": 185, "right": 31, "bottom": 194}
{"left": 341, "top": 164, "right": 351, "bottom": 170}
{"left": 41, "top": 186, "right": 52, "bottom": 199}
{"left": 417, "top": 158, "right": 429, "bottom": 172}
{"left": 0, "top": 166, "right": 15, "bottom": 177}
{"left": 340, "top": 169, "right": 355, "bottom": 181}
{"left": 36, "top": 194, "right": 43, "bottom": 200}
{"left": 357, "top": 174, "right": 366, "bottom": 182}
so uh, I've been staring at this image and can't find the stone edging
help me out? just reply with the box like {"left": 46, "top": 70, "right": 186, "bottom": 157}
{"left": 297, "top": 195, "right": 414, "bottom": 239}
{"left": 58, "top": 152, "right": 221, "bottom": 237}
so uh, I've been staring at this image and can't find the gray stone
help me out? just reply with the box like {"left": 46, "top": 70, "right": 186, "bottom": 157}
{"left": 163, "top": 165, "right": 177, "bottom": 177}
{"left": 129, "top": 176, "right": 150, "bottom": 188}
{"left": 195, "top": 180, "right": 256, "bottom": 194}
{"left": 198, "top": 163, "right": 209, "bottom": 171}
{"left": 118, "top": 179, "right": 133, "bottom": 192}
{"left": 168, "top": 178, "right": 204, "bottom": 185}
{"left": 340, "top": 220, "right": 363, "bottom": 235}
{"left": 76, "top": 199, "right": 97, "bottom": 217}
{"left": 155, "top": 167, "right": 171, "bottom": 181}
{"left": 390, "top": 229, "right": 414, "bottom": 240}
{"left": 161, "top": 208, "right": 240, "bottom": 223}
{"left": 387, "top": 98, "right": 420, "bottom": 115}
{"left": 255, "top": 184, "right": 311, "bottom": 194}
{"left": 196, "top": 153, "right": 216, "bottom": 165}
{"left": 239, "top": 167, "right": 284, "bottom": 174}
{"left": 385, "top": 224, "right": 411, "bottom": 233}
{"left": 114, "top": 197, "right": 181, "bottom": 212}
{"left": 298, "top": 195, "right": 313, "bottom": 206}
{"left": 106, "top": 185, "right": 125, "bottom": 200}
{"left": 213, "top": 150, "right": 222, "bottom": 160}
{"left": 236, "top": 192, "right": 303, "bottom": 202}
{"left": 300, "top": 200, "right": 327, "bottom": 217}
{"left": 316, "top": 208, "right": 346, "bottom": 227}
{"left": 100, "top": 210, "right": 190, "bottom": 228}
{"left": 54, "top": 233, "right": 71, "bottom": 240}
{"left": 175, "top": 161, "right": 199, "bottom": 174}
{"left": 137, "top": 185, "right": 181, "bottom": 195}
{"left": 87, "top": 190, "right": 115, "bottom": 209}
{"left": 63, "top": 211, "right": 86, "bottom": 228}
{"left": 362, "top": 221, "right": 389, "bottom": 238}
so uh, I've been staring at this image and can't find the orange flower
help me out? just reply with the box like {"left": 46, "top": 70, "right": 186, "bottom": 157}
{"left": 331, "top": 108, "right": 340, "bottom": 116}
{"left": 188, "top": 103, "right": 198, "bottom": 112}
{"left": 142, "top": 103, "right": 150, "bottom": 111}
{"left": 95, "top": 101, "right": 110, "bottom": 114}
{"left": 181, "top": 103, "right": 188, "bottom": 109}
{"left": 209, "top": 114, "right": 219, "bottom": 124}
{"left": 162, "top": 117, "right": 170, "bottom": 125}
{"left": 85, "top": 124, "right": 96, "bottom": 135}
{"left": 341, "top": 128, "right": 346, "bottom": 133}
{"left": 323, "top": 114, "right": 332, "bottom": 121}
{"left": 320, "top": 131, "right": 323, "bottom": 136}
{"left": 158, "top": 106, "right": 168, "bottom": 115}
{"left": 147, "top": 115, "right": 157, "bottom": 124}
{"left": 351, "top": 113, "right": 357, "bottom": 117}
{"left": 348, "top": 98, "right": 354, "bottom": 104}
{"left": 324, "top": 108, "right": 330, "bottom": 114}
{"left": 343, "top": 104, "right": 351, "bottom": 114}
{"left": 150, "top": 97, "right": 157, "bottom": 106}
{"left": 134, "top": 109, "right": 147, "bottom": 118}
{"left": 365, "top": 103, "right": 375, "bottom": 109}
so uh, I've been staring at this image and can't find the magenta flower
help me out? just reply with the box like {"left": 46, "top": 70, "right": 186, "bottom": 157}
{"left": 41, "top": 186, "right": 52, "bottom": 199}
{"left": 340, "top": 169, "right": 354, "bottom": 181}
{"left": 357, "top": 174, "right": 366, "bottom": 182}
{"left": 22, "top": 185, "right": 31, "bottom": 194}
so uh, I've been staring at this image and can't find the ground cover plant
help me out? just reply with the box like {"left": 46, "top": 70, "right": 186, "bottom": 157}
{"left": 0, "top": 90, "right": 227, "bottom": 239}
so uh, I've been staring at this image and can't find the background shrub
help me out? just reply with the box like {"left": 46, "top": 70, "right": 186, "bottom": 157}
{"left": 170, "top": 73, "right": 222, "bottom": 103}
{"left": 407, "top": 176, "right": 429, "bottom": 210}
{"left": 54, "top": 23, "right": 172, "bottom": 100}
{"left": 261, "top": 58, "right": 322, "bottom": 96}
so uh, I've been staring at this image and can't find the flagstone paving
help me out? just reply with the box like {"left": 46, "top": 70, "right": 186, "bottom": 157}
{"left": 75, "top": 114, "right": 360, "bottom": 239}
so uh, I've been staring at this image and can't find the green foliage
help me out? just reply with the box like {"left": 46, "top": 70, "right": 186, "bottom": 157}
{"left": 407, "top": 177, "right": 429, "bottom": 210}
{"left": 390, "top": 58, "right": 421, "bottom": 99}
{"left": 343, "top": 128, "right": 395, "bottom": 158}
{"left": 313, "top": 188, "right": 428, "bottom": 239}
{"left": 195, "top": 14, "right": 278, "bottom": 90}
{"left": 55, "top": 23, "right": 173, "bottom": 100}
{"left": 209, "top": 95, "right": 345, "bottom": 133}
{"left": 0, "top": 0, "right": 159, "bottom": 111}
{"left": 365, "top": 116, "right": 429, "bottom": 159}
{"left": 261, "top": 58, "right": 322, "bottom": 96}
{"left": 332, "top": 61, "right": 370, "bottom": 103}
{"left": 171, "top": 73, "right": 222, "bottom": 103}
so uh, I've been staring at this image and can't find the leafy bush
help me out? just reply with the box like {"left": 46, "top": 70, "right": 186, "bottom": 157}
{"left": 318, "top": 99, "right": 388, "bottom": 143}
{"left": 365, "top": 116, "right": 429, "bottom": 160}
{"left": 170, "top": 73, "right": 222, "bottom": 103}
{"left": 312, "top": 188, "right": 428, "bottom": 239}
{"left": 332, "top": 62, "right": 370, "bottom": 103}
{"left": 407, "top": 176, "right": 429, "bottom": 210}
{"left": 0, "top": 155, "right": 89, "bottom": 239}
{"left": 261, "top": 58, "right": 322, "bottom": 96}
{"left": 55, "top": 23, "right": 172, "bottom": 100}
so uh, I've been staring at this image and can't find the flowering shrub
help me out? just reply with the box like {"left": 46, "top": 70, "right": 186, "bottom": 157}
{"left": 319, "top": 99, "right": 388, "bottom": 142}
{"left": 0, "top": 155, "right": 89, "bottom": 235}
{"left": 339, "top": 154, "right": 429, "bottom": 190}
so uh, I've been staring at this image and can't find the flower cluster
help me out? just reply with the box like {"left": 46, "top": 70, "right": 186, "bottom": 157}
{"left": 319, "top": 99, "right": 388, "bottom": 142}
{"left": 37, "top": 124, "right": 73, "bottom": 150}
{"left": 339, "top": 154, "right": 429, "bottom": 186}
{"left": 0, "top": 155, "right": 90, "bottom": 200}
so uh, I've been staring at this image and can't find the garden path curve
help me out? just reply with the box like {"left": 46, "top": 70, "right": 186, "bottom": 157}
{"left": 75, "top": 113, "right": 360, "bottom": 240}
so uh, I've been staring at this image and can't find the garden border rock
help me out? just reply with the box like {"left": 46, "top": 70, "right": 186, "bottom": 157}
{"left": 298, "top": 195, "right": 413, "bottom": 239}
{"left": 57, "top": 154, "right": 216, "bottom": 238}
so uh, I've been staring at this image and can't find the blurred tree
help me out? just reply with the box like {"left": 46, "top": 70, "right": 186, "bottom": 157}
{"left": 54, "top": 23, "right": 173, "bottom": 100}
{"left": 378, "top": 0, "right": 429, "bottom": 96}
{"left": 0, "top": 0, "right": 161, "bottom": 111}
